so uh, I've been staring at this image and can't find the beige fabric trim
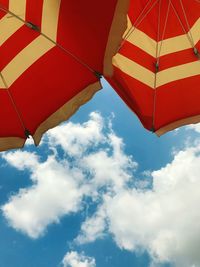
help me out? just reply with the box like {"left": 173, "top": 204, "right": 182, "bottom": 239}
{"left": 9, "top": 0, "right": 26, "bottom": 16}
{"left": 157, "top": 61, "right": 200, "bottom": 88}
{"left": 2, "top": 36, "right": 54, "bottom": 88}
{"left": 127, "top": 16, "right": 200, "bottom": 57}
{"left": 0, "top": 15, "right": 23, "bottom": 47}
{"left": 41, "top": 0, "right": 61, "bottom": 41}
{"left": 0, "top": 0, "right": 61, "bottom": 89}
{"left": 33, "top": 81, "right": 102, "bottom": 146}
{"left": 127, "top": 25, "right": 157, "bottom": 57}
{"left": 156, "top": 115, "right": 200, "bottom": 136}
{"left": 103, "top": 0, "right": 130, "bottom": 77}
{"left": 0, "top": 137, "right": 25, "bottom": 152}
{"left": 113, "top": 53, "right": 200, "bottom": 88}
{"left": 0, "top": 0, "right": 26, "bottom": 46}
{"left": 0, "top": 0, "right": 27, "bottom": 87}
{"left": 113, "top": 53, "right": 155, "bottom": 87}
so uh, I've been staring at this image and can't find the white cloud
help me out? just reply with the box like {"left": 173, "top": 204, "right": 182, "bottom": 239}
{"left": 104, "top": 145, "right": 200, "bottom": 267}
{"left": 3, "top": 111, "right": 200, "bottom": 267}
{"left": 188, "top": 123, "right": 200, "bottom": 134}
{"left": 2, "top": 155, "right": 84, "bottom": 238}
{"left": 76, "top": 203, "right": 107, "bottom": 244}
{"left": 62, "top": 251, "right": 96, "bottom": 267}
{"left": 2, "top": 151, "right": 39, "bottom": 171}
{"left": 46, "top": 112, "right": 105, "bottom": 157}
{"left": 80, "top": 133, "right": 137, "bottom": 197}
{"left": 1, "top": 112, "right": 136, "bottom": 239}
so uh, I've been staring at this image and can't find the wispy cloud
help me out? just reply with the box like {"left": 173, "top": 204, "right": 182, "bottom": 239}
{"left": 62, "top": 251, "right": 96, "bottom": 267}
{"left": 187, "top": 123, "right": 200, "bottom": 134}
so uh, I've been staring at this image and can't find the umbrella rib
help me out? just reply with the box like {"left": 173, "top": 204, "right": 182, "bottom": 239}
{"left": 179, "top": 0, "right": 195, "bottom": 45}
{"left": 119, "top": 0, "right": 160, "bottom": 51}
{"left": 179, "top": 0, "right": 200, "bottom": 58}
{"left": 0, "top": 4, "right": 102, "bottom": 79}
{"left": 40, "top": 32, "right": 101, "bottom": 78}
{"left": 152, "top": 0, "right": 162, "bottom": 132}
{"left": 157, "top": 0, "right": 171, "bottom": 59}
{"left": 122, "top": 0, "right": 154, "bottom": 41}
{"left": 170, "top": 2, "right": 196, "bottom": 51}
{"left": 152, "top": 0, "right": 171, "bottom": 132}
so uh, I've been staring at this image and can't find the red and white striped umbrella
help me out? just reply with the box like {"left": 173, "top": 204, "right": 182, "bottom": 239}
{"left": 108, "top": 0, "right": 200, "bottom": 135}
{"left": 0, "top": 0, "right": 127, "bottom": 151}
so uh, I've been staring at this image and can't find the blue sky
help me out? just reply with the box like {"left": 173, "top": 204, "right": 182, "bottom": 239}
{"left": 0, "top": 79, "right": 200, "bottom": 267}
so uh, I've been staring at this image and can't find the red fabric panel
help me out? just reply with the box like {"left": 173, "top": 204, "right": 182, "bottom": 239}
{"left": 0, "top": 91, "right": 24, "bottom": 137}
{"left": 108, "top": 67, "right": 154, "bottom": 130}
{"left": 57, "top": 0, "right": 118, "bottom": 73}
{"left": 0, "top": 25, "right": 39, "bottom": 70}
{"left": 119, "top": 41, "right": 155, "bottom": 72}
{"left": 158, "top": 46, "right": 200, "bottom": 71}
{"left": 9, "top": 46, "right": 99, "bottom": 134}
{"left": 0, "top": 0, "right": 8, "bottom": 14}
{"left": 155, "top": 75, "right": 200, "bottom": 129}
{"left": 25, "top": 0, "right": 44, "bottom": 27}
{"left": 128, "top": 0, "right": 200, "bottom": 40}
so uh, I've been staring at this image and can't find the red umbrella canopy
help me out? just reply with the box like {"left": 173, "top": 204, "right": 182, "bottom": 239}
{"left": 0, "top": 0, "right": 129, "bottom": 151}
{"left": 1, "top": 0, "right": 200, "bottom": 152}
{"left": 107, "top": 0, "right": 200, "bottom": 136}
